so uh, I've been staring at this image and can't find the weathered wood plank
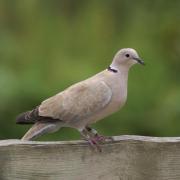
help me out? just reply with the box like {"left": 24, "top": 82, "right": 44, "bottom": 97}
{"left": 1, "top": 135, "right": 180, "bottom": 180}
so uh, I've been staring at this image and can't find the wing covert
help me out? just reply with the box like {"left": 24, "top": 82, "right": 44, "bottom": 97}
{"left": 39, "top": 81, "right": 112, "bottom": 122}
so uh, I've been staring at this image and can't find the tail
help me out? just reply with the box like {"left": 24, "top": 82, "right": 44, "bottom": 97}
{"left": 21, "top": 121, "right": 63, "bottom": 140}
{"left": 16, "top": 107, "right": 39, "bottom": 124}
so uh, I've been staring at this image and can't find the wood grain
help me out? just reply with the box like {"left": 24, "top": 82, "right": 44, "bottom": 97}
{"left": 1, "top": 135, "right": 180, "bottom": 180}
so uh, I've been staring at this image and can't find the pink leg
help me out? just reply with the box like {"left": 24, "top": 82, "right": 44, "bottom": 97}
{"left": 80, "top": 129, "right": 102, "bottom": 152}
{"left": 85, "top": 126, "right": 114, "bottom": 143}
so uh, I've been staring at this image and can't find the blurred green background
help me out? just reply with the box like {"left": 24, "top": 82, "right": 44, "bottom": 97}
{"left": 0, "top": 0, "right": 180, "bottom": 140}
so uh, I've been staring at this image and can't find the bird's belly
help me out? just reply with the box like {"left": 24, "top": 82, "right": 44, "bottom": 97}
{"left": 65, "top": 99, "right": 124, "bottom": 130}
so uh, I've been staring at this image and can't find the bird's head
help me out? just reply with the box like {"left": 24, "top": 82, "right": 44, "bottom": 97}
{"left": 112, "top": 48, "right": 145, "bottom": 68}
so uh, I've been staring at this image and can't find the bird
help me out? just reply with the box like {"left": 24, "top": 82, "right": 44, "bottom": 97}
{"left": 16, "top": 48, "right": 144, "bottom": 151}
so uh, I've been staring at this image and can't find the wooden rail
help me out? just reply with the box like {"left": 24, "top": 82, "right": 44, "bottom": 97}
{"left": 1, "top": 135, "right": 180, "bottom": 180}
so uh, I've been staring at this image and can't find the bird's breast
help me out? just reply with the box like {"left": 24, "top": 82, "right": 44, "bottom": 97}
{"left": 110, "top": 73, "right": 128, "bottom": 108}
{"left": 109, "top": 87, "right": 127, "bottom": 112}
{"left": 86, "top": 76, "right": 128, "bottom": 125}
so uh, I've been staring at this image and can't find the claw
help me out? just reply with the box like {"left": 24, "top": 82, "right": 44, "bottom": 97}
{"left": 80, "top": 127, "right": 114, "bottom": 152}
{"left": 94, "top": 134, "right": 114, "bottom": 142}
{"left": 87, "top": 139, "right": 102, "bottom": 152}
{"left": 85, "top": 126, "right": 113, "bottom": 142}
{"left": 94, "top": 134, "right": 106, "bottom": 142}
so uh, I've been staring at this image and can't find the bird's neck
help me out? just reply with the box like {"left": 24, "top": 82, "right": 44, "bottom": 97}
{"left": 109, "top": 62, "right": 130, "bottom": 76}
{"left": 107, "top": 63, "right": 129, "bottom": 107}
{"left": 109, "top": 62, "right": 129, "bottom": 94}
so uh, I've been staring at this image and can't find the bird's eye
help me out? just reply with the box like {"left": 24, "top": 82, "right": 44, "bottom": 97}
{"left": 125, "top": 54, "right": 130, "bottom": 57}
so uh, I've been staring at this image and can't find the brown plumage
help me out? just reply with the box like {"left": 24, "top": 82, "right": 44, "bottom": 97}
{"left": 16, "top": 48, "right": 144, "bottom": 150}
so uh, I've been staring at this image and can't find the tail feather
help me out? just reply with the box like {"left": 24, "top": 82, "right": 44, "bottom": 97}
{"left": 21, "top": 121, "right": 63, "bottom": 140}
{"left": 16, "top": 107, "right": 39, "bottom": 124}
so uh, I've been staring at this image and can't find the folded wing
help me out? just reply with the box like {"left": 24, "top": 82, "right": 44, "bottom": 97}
{"left": 38, "top": 81, "right": 112, "bottom": 123}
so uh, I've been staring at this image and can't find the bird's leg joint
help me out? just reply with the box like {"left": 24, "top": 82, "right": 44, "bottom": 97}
{"left": 85, "top": 126, "right": 114, "bottom": 142}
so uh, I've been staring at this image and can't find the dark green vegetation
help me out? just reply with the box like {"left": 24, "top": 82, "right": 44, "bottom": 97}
{"left": 0, "top": 1, "right": 180, "bottom": 140}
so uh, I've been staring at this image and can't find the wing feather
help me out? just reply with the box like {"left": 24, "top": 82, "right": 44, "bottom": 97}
{"left": 38, "top": 80, "right": 112, "bottom": 123}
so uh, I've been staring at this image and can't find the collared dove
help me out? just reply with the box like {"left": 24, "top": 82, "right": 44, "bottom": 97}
{"left": 16, "top": 48, "right": 144, "bottom": 150}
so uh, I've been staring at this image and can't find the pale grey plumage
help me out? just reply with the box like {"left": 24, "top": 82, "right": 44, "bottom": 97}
{"left": 18, "top": 48, "right": 144, "bottom": 142}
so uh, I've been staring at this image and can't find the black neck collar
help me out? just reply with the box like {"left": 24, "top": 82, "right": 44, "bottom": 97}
{"left": 107, "top": 66, "right": 118, "bottom": 73}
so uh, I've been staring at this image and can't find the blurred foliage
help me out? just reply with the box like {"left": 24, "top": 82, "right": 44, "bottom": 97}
{"left": 0, "top": 0, "right": 180, "bottom": 140}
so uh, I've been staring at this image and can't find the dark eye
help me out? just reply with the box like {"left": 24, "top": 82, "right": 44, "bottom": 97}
{"left": 125, "top": 54, "right": 130, "bottom": 57}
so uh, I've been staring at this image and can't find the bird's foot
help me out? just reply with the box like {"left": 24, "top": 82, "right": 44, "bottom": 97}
{"left": 94, "top": 134, "right": 113, "bottom": 142}
{"left": 80, "top": 127, "right": 114, "bottom": 152}
{"left": 87, "top": 138, "right": 102, "bottom": 152}
{"left": 80, "top": 131, "right": 102, "bottom": 152}
{"left": 86, "top": 135, "right": 113, "bottom": 152}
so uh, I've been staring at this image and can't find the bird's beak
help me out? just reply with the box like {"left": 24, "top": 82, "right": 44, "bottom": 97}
{"left": 133, "top": 57, "right": 145, "bottom": 65}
